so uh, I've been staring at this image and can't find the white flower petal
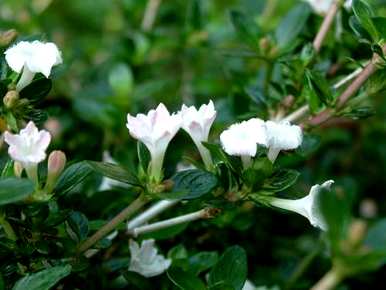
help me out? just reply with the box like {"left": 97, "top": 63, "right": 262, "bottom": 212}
{"left": 220, "top": 118, "right": 267, "bottom": 157}
{"left": 4, "top": 121, "right": 52, "bottom": 166}
{"left": 129, "top": 239, "right": 171, "bottom": 278}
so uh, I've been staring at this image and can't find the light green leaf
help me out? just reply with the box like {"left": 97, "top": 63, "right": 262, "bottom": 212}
{"left": 0, "top": 178, "right": 34, "bottom": 206}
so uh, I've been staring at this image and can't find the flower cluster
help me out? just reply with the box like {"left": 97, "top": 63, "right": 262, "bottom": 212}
{"left": 126, "top": 101, "right": 216, "bottom": 182}
{"left": 220, "top": 118, "right": 302, "bottom": 166}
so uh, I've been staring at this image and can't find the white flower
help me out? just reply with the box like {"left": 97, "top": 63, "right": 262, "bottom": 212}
{"left": 265, "top": 120, "right": 302, "bottom": 163}
{"left": 269, "top": 180, "right": 334, "bottom": 231}
{"left": 126, "top": 103, "right": 181, "bottom": 181}
{"left": 4, "top": 121, "right": 51, "bottom": 167}
{"left": 304, "top": 0, "right": 352, "bottom": 14}
{"left": 180, "top": 100, "right": 216, "bottom": 169}
{"left": 243, "top": 280, "right": 256, "bottom": 290}
{"left": 4, "top": 121, "right": 51, "bottom": 184}
{"left": 129, "top": 239, "right": 171, "bottom": 278}
{"left": 4, "top": 40, "right": 62, "bottom": 91}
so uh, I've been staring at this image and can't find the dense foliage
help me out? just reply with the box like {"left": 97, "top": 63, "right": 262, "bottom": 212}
{"left": 1, "top": 0, "right": 386, "bottom": 289}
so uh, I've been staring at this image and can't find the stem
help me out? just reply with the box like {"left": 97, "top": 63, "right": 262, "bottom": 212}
{"left": 313, "top": 1, "right": 341, "bottom": 53}
{"left": 196, "top": 142, "right": 214, "bottom": 171}
{"left": 0, "top": 214, "right": 17, "bottom": 241}
{"left": 130, "top": 207, "right": 219, "bottom": 237}
{"left": 332, "top": 65, "right": 366, "bottom": 90}
{"left": 141, "top": 0, "right": 162, "bottom": 32}
{"left": 283, "top": 105, "right": 309, "bottom": 123}
{"left": 78, "top": 195, "right": 148, "bottom": 253}
{"left": 25, "top": 164, "right": 39, "bottom": 187}
{"left": 308, "top": 46, "right": 386, "bottom": 126}
{"left": 311, "top": 268, "right": 343, "bottom": 290}
{"left": 285, "top": 242, "right": 322, "bottom": 289}
{"left": 126, "top": 199, "right": 179, "bottom": 231}
{"left": 16, "top": 66, "right": 35, "bottom": 91}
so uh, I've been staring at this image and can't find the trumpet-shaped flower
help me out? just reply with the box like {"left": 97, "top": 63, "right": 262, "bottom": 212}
{"left": 220, "top": 118, "right": 267, "bottom": 168}
{"left": 4, "top": 121, "right": 51, "bottom": 184}
{"left": 304, "top": 0, "right": 352, "bottom": 14}
{"left": 126, "top": 103, "right": 181, "bottom": 181}
{"left": 180, "top": 100, "right": 216, "bottom": 169}
{"left": 265, "top": 120, "right": 302, "bottom": 163}
{"left": 269, "top": 180, "right": 334, "bottom": 230}
{"left": 129, "top": 239, "right": 172, "bottom": 277}
{"left": 4, "top": 40, "right": 62, "bottom": 91}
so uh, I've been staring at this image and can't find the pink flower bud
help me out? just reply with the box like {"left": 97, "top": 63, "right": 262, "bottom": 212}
{"left": 47, "top": 150, "right": 66, "bottom": 177}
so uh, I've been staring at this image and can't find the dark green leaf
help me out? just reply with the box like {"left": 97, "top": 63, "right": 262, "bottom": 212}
{"left": 208, "top": 246, "right": 247, "bottom": 290}
{"left": 262, "top": 169, "right": 300, "bottom": 192}
{"left": 0, "top": 178, "right": 34, "bottom": 206}
{"left": 86, "top": 161, "right": 140, "bottom": 187}
{"left": 137, "top": 141, "right": 150, "bottom": 174}
{"left": 1, "top": 160, "right": 14, "bottom": 178}
{"left": 189, "top": 251, "right": 218, "bottom": 275}
{"left": 339, "top": 106, "right": 375, "bottom": 120}
{"left": 12, "top": 265, "right": 71, "bottom": 290}
{"left": 54, "top": 161, "right": 93, "bottom": 196}
{"left": 352, "top": 0, "right": 378, "bottom": 41}
{"left": 230, "top": 10, "right": 260, "bottom": 48}
{"left": 167, "top": 268, "right": 206, "bottom": 290}
{"left": 122, "top": 271, "right": 152, "bottom": 290}
{"left": 19, "top": 78, "right": 52, "bottom": 103}
{"left": 275, "top": 3, "right": 310, "bottom": 49}
{"left": 349, "top": 16, "right": 372, "bottom": 41}
{"left": 66, "top": 211, "right": 89, "bottom": 242}
{"left": 171, "top": 169, "right": 218, "bottom": 199}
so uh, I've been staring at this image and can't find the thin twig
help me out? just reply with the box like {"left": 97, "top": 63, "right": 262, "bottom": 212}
{"left": 313, "top": 1, "right": 341, "bottom": 53}
{"left": 130, "top": 207, "right": 219, "bottom": 237}
{"left": 311, "top": 268, "right": 343, "bottom": 290}
{"left": 78, "top": 195, "right": 148, "bottom": 253}
{"left": 307, "top": 46, "right": 386, "bottom": 126}
{"left": 126, "top": 199, "right": 179, "bottom": 231}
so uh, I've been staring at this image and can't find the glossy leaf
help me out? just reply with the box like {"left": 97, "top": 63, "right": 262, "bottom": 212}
{"left": 0, "top": 178, "right": 34, "bottom": 206}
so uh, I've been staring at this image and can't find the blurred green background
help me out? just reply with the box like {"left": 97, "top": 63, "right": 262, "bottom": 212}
{"left": 1, "top": 0, "right": 386, "bottom": 289}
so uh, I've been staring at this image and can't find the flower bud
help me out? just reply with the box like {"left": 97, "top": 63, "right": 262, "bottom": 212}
{"left": 0, "top": 29, "right": 18, "bottom": 46}
{"left": 45, "top": 150, "right": 66, "bottom": 193}
{"left": 14, "top": 161, "right": 23, "bottom": 177}
{"left": 347, "top": 219, "right": 367, "bottom": 249}
{"left": 3, "top": 90, "right": 19, "bottom": 108}
{"left": 48, "top": 150, "right": 66, "bottom": 177}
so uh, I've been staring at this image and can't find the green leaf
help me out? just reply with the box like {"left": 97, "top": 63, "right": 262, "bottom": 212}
{"left": 0, "top": 178, "right": 34, "bottom": 206}
{"left": 208, "top": 246, "right": 247, "bottom": 290}
{"left": 1, "top": 160, "right": 14, "bottom": 178}
{"left": 275, "top": 3, "right": 310, "bottom": 49}
{"left": 86, "top": 161, "right": 141, "bottom": 187}
{"left": 242, "top": 158, "right": 273, "bottom": 190}
{"left": 66, "top": 211, "right": 89, "bottom": 242}
{"left": 352, "top": 0, "right": 378, "bottom": 41}
{"left": 303, "top": 69, "right": 333, "bottom": 113}
{"left": 122, "top": 271, "right": 152, "bottom": 290}
{"left": 19, "top": 78, "right": 52, "bottom": 103}
{"left": 339, "top": 106, "right": 375, "bottom": 120}
{"left": 189, "top": 251, "right": 218, "bottom": 275}
{"left": 54, "top": 161, "right": 93, "bottom": 196}
{"left": 109, "top": 63, "right": 133, "bottom": 99}
{"left": 171, "top": 169, "right": 218, "bottom": 199}
{"left": 167, "top": 268, "right": 206, "bottom": 290}
{"left": 230, "top": 10, "right": 260, "bottom": 48}
{"left": 372, "top": 17, "right": 386, "bottom": 40}
{"left": 349, "top": 16, "right": 372, "bottom": 41}
{"left": 12, "top": 265, "right": 71, "bottom": 290}
{"left": 262, "top": 169, "right": 300, "bottom": 193}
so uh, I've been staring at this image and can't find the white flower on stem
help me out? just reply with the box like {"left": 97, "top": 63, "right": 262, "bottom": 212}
{"left": 265, "top": 120, "right": 302, "bottom": 163}
{"left": 269, "top": 180, "right": 334, "bottom": 231}
{"left": 220, "top": 118, "right": 267, "bottom": 168}
{"left": 180, "top": 100, "right": 216, "bottom": 170}
{"left": 4, "top": 121, "right": 51, "bottom": 184}
{"left": 126, "top": 103, "right": 181, "bottom": 182}
{"left": 129, "top": 239, "right": 171, "bottom": 277}
{"left": 242, "top": 280, "right": 256, "bottom": 290}
{"left": 304, "top": 0, "right": 352, "bottom": 14}
{"left": 4, "top": 40, "right": 62, "bottom": 91}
